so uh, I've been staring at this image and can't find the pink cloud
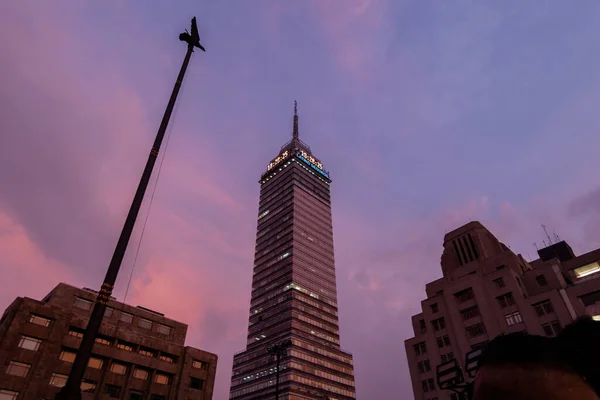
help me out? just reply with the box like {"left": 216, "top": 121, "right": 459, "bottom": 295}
{"left": 308, "top": 0, "right": 390, "bottom": 83}
{"left": 0, "top": 210, "right": 78, "bottom": 310}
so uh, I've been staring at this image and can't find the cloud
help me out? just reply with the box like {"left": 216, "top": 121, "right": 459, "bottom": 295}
{"left": 568, "top": 186, "right": 600, "bottom": 250}
{"left": 0, "top": 210, "right": 77, "bottom": 310}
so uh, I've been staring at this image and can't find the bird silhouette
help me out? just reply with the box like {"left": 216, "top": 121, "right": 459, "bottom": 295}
{"left": 179, "top": 17, "right": 206, "bottom": 51}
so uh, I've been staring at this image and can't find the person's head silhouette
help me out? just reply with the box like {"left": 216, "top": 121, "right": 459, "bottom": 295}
{"left": 472, "top": 325, "right": 599, "bottom": 400}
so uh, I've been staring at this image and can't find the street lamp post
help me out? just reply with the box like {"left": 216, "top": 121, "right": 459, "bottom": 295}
{"left": 267, "top": 340, "right": 292, "bottom": 400}
{"left": 55, "top": 17, "right": 205, "bottom": 400}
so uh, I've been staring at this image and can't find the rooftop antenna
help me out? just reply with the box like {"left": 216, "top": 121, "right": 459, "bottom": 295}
{"left": 554, "top": 232, "right": 560, "bottom": 242}
{"left": 533, "top": 242, "right": 539, "bottom": 251}
{"left": 292, "top": 100, "right": 299, "bottom": 140}
{"left": 542, "top": 224, "right": 553, "bottom": 245}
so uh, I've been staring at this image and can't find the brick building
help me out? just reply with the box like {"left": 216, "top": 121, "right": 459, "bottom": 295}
{"left": 0, "top": 283, "right": 217, "bottom": 400}
{"left": 404, "top": 221, "right": 600, "bottom": 400}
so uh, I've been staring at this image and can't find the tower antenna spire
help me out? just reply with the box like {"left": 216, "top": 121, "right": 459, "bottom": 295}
{"left": 293, "top": 100, "right": 299, "bottom": 140}
{"left": 542, "top": 224, "right": 553, "bottom": 245}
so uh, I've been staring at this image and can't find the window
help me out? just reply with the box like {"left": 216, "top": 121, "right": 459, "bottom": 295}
{"left": 422, "top": 380, "right": 429, "bottom": 392}
{"left": 190, "top": 377, "right": 205, "bottom": 390}
{"left": 133, "top": 368, "right": 149, "bottom": 380}
{"left": 192, "top": 360, "right": 207, "bottom": 369}
{"left": 574, "top": 262, "right": 600, "bottom": 278}
{"left": 139, "top": 348, "right": 155, "bottom": 357}
{"left": 138, "top": 318, "right": 153, "bottom": 329}
{"left": 505, "top": 311, "right": 523, "bottom": 326}
{"left": 157, "top": 324, "right": 171, "bottom": 335}
{"left": 104, "top": 307, "right": 114, "bottom": 318}
{"left": 418, "top": 361, "right": 424, "bottom": 373}
{"left": 542, "top": 320, "right": 562, "bottom": 337}
{"left": 414, "top": 341, "right": 427, "bottom": 356}
{"left": 447, "top": 352, "right": 454, "bottom": 360}
{"left": 430, "top": 303, "right": 439, "bottom": 313}
{"left": 18, "top": 336, "right": 41, "bottom": 351}
{"left": 159, "top": 354, "right": 175, "bottom": 363}
{"left": 104, "top": 384, "right": 121, "bottom": 399}
{"left": 117, "top": 342, "right": 134, "bottom": 352}
{"left": 423, "top": 360, "right": 431, "bottom": 372}
{"left": 29, "top": 314, "right": 51, "bottom": 327}
{"left": 493, "top": 278, "right": 505, "bottom": 288}
{"left": 50, "top": 373, "right": 68, "bottom": 387}
{"left": 0, "top": 390, "right": 19, "bottom": 400}
{"left": 74, "top": 297, "right": 92, "bottom": 310}
{"left": 580, "top": 290, "right": 600, "bottom": 307}
{"left": 431, "top": 317, "right": 445, "bottom": 331}
{"left": 59, "top": 350, "right": 77, "bottom": 363}
{"left": 419, "top": 319, "right": 427, "bottom": 334}
{"left": 533, "top": 300, "right": 554, "bottom": 317}
{"left": 437, "top": 335, "right": 451, "bottom": 348}
{"left": 454, "top": 288, "right": 474, "bottom": 303}
{"left": 88, "top": 357, "right": 103, "bottom": 369}
{"left": 68, "top": 328, "right": 84, "bottom": 338}
{"left": 110, "top": 363, "right": 127, "bottom": 375}
{"left": 460, "top": 306, "right": 480, "bottom": 321}
{"left": 128, "top": 391, "right": 144, "bottom": 400}
{"left": 120, "top": 312, "right": 133, "bottom": 323}
{"left": 466, "top": 323, "right": 486, "bottom": 338}
{"left": 95, "top": 336, "right": 112, "bottom": 346}
{"left": 536, "top": 275, "right": 548, "bottom": 287}
{"left": 6, "top": 361, "right": 31, "bottom": 377}
{"left": 81, "top": 380, "right": 96, "bottom": 393}
{"left": 155, "top": 373, "right": 170, "bottom": 385}
{"left": 428, "top": 378, "right": 435, "bottom": 390}
{"left": 497, "top": 293, "right": 515, "bottom": 308}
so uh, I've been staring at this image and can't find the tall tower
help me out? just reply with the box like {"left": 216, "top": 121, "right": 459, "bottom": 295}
{"left": 229, "top": 103, "right": 356, "bottom": 400}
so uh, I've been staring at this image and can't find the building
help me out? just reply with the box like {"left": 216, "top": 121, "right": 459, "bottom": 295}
{"left": 404, "top": 221, "right": 600, "bottom": 400}
{"left": 0, "top": 283, "right": 217, "bottom": 400}
{"left": 229, "top": 105, "right": 356, "bottom": 400}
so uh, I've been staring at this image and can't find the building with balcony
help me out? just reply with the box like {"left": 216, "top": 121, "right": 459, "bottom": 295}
{"left": 0, "top": 282, "right": 217, "bottom": 400}
{"left": 404, "top": 221, "right": 600, "bottom": 400}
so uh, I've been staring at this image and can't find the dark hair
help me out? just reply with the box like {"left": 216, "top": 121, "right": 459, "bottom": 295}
{"left": 476, "top": 318, "right": 600, "bottom": 396}
{"left": 477, "top": 332, "right": 565, "bottom": 370}
{"left": 556, "top": 316, "right": 600, "bottom": 395}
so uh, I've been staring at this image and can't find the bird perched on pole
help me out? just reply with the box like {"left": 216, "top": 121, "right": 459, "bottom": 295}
{"left": 179, "top": 17, "right": 206, "bottom": 51}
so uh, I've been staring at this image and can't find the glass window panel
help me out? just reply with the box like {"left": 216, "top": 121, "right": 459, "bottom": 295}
{"left": 29, "top": 314, "right": 51, "bottom": 327}
{"left": 81, "top": 380, "right": 96, "bottom": 393}
{"left": 74, "top": 297, "right": 92, "bottom": 311}
{"left": 133, "top": 368, "right": 149, "bottom": 380}
{"left": 157, "top": 324, "right": 171, "bottom": 335}
{"left": 0, "top": 390, "right": 19, "bottom": 400}
{"left": 138, "top": 318, "right": 152, "bottom": 329}
{"left": 50, "top": 373, "right": 68, "bottom": 387}
{"left": 120, "top": 312, "right": 133, "bottom": 323}
{"left": 6, "top": 361, "right": 30, "bottom": 377}
{"left": 18, "top": 336, "right": 41, "bottom": 351}
{"left": 155, "top": 373, "right": 170, "bottom": 385}
{"left": 110, "top": 363, "right": 127, "bottom": 375}
{"left": 59, "top": 350, "right": 77, "bottom": 363}
{"left": 88, "top": 357, "right": 103, "bottom": 369}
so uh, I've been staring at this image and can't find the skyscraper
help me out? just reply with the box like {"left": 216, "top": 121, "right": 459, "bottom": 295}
{"left": 229, "top": 104, "right": 356, "bottom": 400}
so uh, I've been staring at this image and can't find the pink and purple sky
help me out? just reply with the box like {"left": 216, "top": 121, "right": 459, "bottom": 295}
{"left": 1, "top": 1, "right": 600, "bottom": 399}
